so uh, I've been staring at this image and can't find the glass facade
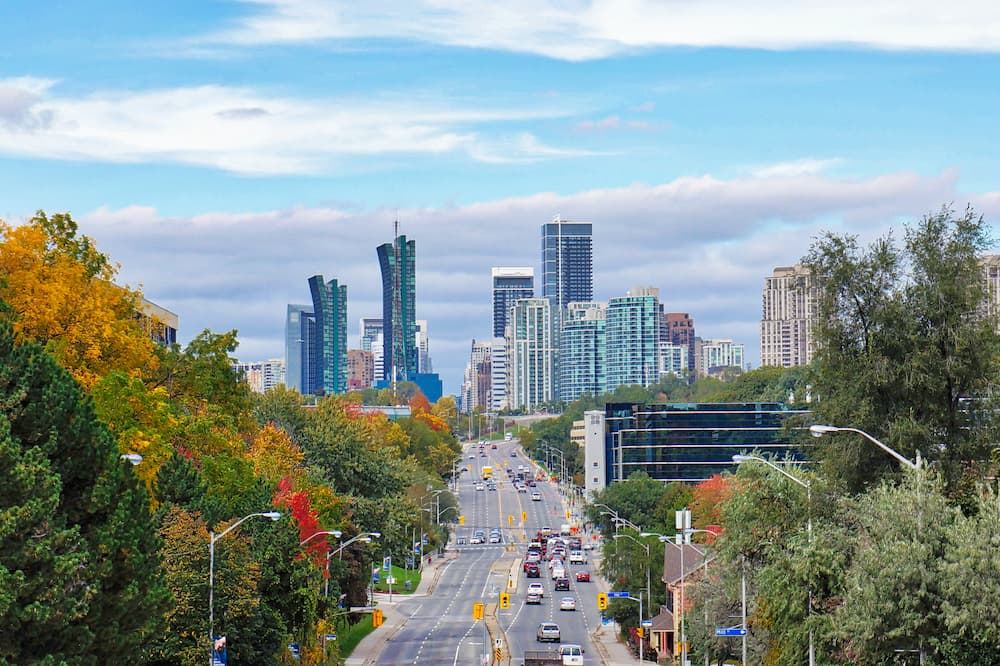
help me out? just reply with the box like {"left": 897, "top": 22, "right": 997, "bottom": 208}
{"left": 308, "top": 275, "right": 348, "bottom": 395}
{"left": 559, "top": 302, "right": 606, "bottom": 402}
{"left": 284, "top": 303, "right": 318, "bottom": 395}
{"left": 492, "top": 267, "right": 534, "bottom": 337}
{"left": 541, "top": 220, "right": 593, "bottom": 313}
{"left": 508, "top": 298, "right": 555, "bottom": 410}
{"left": 605, "top": 293, "right": 661, "bottom": 389}
{"left": 377, "top": 235, "right": 418, "bottom": 382}
{"left": 604, "top": 402, "right": 809, "bottom": 484}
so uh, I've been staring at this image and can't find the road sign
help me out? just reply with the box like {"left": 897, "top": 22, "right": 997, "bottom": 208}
{"left": 473, "top": 602, "right": 485, "bottom": 620}
{"left": 641, "top": 619, "right": 653, "bottom": 627}
{"left": 508, "top": 514, "right": 513, "bottom": 525}
{"left": 715, "top": 627, "right": 748, "bottom": 637}
{"left": 383, "top": 556, "right": 391, "bottom": 572}
{"left": 521, "top": 511, "right": 527, "bottom": 521}
{"left": 495, "top": 647, "right": 502, "bottom": 661}
{"left": 608, "top": 591, "right": 630, "bottom": 598}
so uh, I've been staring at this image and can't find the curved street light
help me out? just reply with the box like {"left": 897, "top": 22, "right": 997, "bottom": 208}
{"left": 324, "top": 532, "right": 381, "bottom": 598}
{"left": 300, "top": 529, "right": 343, "bottom": 547}
{"left": 809, "top": 424, "right": 920, "bottom": 469}
{"left": 209, "top": 511, "right": 282, "bottom": 665}
{"left": 119, "top": 453, "right": 143, "bottom": 465}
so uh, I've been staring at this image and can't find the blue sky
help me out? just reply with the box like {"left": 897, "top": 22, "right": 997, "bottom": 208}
{"left": 3, "top": 1, "right": 1000, "bottom": 394}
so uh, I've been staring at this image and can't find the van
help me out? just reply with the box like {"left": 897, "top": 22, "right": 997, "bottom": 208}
{"left": 559, "top": 644, "right": 585, "bottom": 665}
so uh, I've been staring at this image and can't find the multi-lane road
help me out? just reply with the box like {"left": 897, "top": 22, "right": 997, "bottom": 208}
{"left": 374, "top": 438, "right": 601, "bottom": 665}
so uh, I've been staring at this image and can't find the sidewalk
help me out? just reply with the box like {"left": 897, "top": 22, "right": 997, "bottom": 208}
{"left": 344, "top": 548, "right": 459, "bottom": 666}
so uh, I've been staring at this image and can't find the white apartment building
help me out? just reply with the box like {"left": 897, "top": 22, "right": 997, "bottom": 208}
{"left": 700, "top": 339, "right": 745, "bottom": 376}
{"left": 760, "top": 265, "right": 817, "bottom": 368}
{"left": 507, "top": 298, "right": 556, "bottom": 410}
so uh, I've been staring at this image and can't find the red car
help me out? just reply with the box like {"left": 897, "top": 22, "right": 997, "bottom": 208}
{"left": 575, "top": 571, "right": 591, "bottom": 582}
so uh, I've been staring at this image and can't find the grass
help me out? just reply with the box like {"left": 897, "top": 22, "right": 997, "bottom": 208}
{"left": 336, "top": 613, "right": 374, "bottom": 659}
{"left": 371, "top": 563, "right": 422, "bottom": 593}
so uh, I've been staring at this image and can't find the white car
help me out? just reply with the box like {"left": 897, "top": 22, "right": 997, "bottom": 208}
{"left": 569, "top": 551, "right": 586, "bottom": 564}
{"left": 475, "top": 483, "right": 486, "bottom": 491}
{"left": 527, "top": 582, "right": 545, "bottom": 598}
{"left": 531, "top": 491, "right": 542, "bottom": 501}
{"left": 559, "top": 596, "right": 577, "bottom": 611}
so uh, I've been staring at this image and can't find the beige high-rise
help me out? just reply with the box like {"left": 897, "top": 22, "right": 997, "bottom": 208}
{"left": 760, "top": 265, "right": 817, "bottom": 367}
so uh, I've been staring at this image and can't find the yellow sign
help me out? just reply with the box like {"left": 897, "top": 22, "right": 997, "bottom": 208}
{"left": 495, "top": 647, "right": 502, "bottom": 661}
{"left": 521, "top": 511, "right": 527, "bottom": 522}
{"left": 508, "top": 514, "right": 514, "bottom": 525}
{"left": 597, "top": 593, "right": 608, "bottom": 610}
{"left": 473, "top": 602, "right": 485, "bottom": 620}
{"left": 565, "top": 510, "right": 571, "bottom": 519}
{"left": 499, "top": 592, "right": 510, "bottom": 609}
{"left": 459, "top": 515, "right": 465, "bottom": 525}
{"left": 372, "top": 609, "right": 383, "bottom": 627}
{"left": 637, "top": 627, "right": 644, "bottom": 638}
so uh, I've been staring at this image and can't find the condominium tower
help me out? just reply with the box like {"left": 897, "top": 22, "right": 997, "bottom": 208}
{"left": 760, "top": 265, "right": 817, "bottom": 367}
{"left": 541, "top": 218, "right": 593, "bottom": 314}
{"left": 377, "top": 234, "right": 418, "bottom": 382}
{"left": 507, "top": 298, "right": 556, "bottom": 410}
{"left": 559, "top": 301, "right": 607, "bottom": 402}
{"left": 492, "top": 267, "right": 534, "bottom": 337}
{"left": 605, "top": 287, "right": 662, "bottom": 389}
{"left": 307, "top": 275, "right": 348, "bottom": 395}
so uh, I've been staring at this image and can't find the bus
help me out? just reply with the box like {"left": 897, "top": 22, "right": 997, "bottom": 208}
{"left": 482, "top": 465, "right": 493, "bottom": 480}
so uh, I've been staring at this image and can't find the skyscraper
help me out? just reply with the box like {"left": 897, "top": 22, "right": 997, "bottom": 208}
{"left": 492, "top": 267, "right": 534, "bottom": 337}
{"left": 664, "top": 312, "right": 696, "bottom": 377}
{"left": 541, "top": 218, "right": 593, "bottom": 314}
{"left": 308, "top": 275, "right": 348, "bottom": 395}
{"left": 760, "top": 265, "right": 816, "bottom": 368}
{"left": 284, "top": 303, "right": 317, "bottom": 394}
{"left": 507, "top": 298, "right": 556, "bottom": 410}
{"left": 605, "top": 287, "right": 661, "bottom": 390}
{"left": 377, "top": 234, "right": 417, "bottom": 382}
{"left": 559, "top": 301, "right": 606, "bottom": 402}
{"left": 359, "top": 317, "right": 383, "bottom": 353}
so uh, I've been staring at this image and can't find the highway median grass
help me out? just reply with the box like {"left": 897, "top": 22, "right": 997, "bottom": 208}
{"left": 372, "top": 563, "right": 421, "bottom": 594}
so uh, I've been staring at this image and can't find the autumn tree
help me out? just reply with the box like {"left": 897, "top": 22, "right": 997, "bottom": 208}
{"left": 0, "top": 211, "right": 158, "bottom": 388}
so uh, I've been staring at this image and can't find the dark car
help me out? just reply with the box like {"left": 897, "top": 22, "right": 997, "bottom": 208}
{"left": 525, "top": 563, "right": 541, "bottom": 578}
{"left": 575, "top": 570, "right": 591, "bottom": 582}
{"left": 554, "top": 577, "right": 570, "bottom": 591}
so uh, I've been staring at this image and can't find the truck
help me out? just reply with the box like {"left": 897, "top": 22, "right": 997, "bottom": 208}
{"left": 524, "top": 644, "right": 585, "bottom": 666}
{"left": 482, "top": 465, "right": 493, "bottom": 480}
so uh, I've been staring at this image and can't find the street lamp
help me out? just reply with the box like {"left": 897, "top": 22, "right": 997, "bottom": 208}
{"left": 613, "top": 533, "right": 651, "bottom": 662}
{"left": 809, "top": 424, "right": 921, "bottom": 469}
{"left": 119, "top": 453, "right": 143, "bottom": 465}
{"left": 616, "top": 590, "right": 647, "bottom": 664}
{"left": 733, "top": 454, "right": 813, "bottom": 666}
{"left": 209, "top": 511, "right": 282, "bottom": 665}
{"left": 300, "top": 530, "right": 343, "bottom": 547}
{"left": 326, "top": 533, "right": 380, "bottom": 599}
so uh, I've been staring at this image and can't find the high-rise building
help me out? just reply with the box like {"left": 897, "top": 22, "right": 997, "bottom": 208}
{"left": 664, "top": 313, "right": 696, "bottom": 377}
{"left": 377, "top": 234, "right": 417, "bottom": 382}
{"left": 308, "top": 275, "right": 349, "bottom": 395}
{"left": 235, "top": 359, "right": 285, "bottom": 393}
{"left": 658, "top": 342, "right": 688, "bottom": 378}
{"left": 700, "top": 338, "right": 745, "bottom": 376}
{"left": 559, "top": 301, "right": 607, "bottom": 402}
{"left": 490, "top": 337, "right": 508, "bottom": 411}
{"left": 541, "top": 218, "right": 593, "bottom": 314}
{"left": 416, "top": 320, "right": 433, "bottom": 373}
{"left": 461, "top": 340, "right": 493, "bottom": 413}
{"left": 136, "top": 297, "right": 178, "bottom": 346}
{"left": 347, "top": 349, "right": 374, "bottom": 390}
{"left": 359, "top": 318, "right": 383, "bottom": 353}
{"left": 761, "top": 265, "right": 817, "bottom": 368}
{"left": 605, "top": 287, "right": 661, "bottom": 390}
{"left": 492, "top": 267, "right": 534, "bottom": 337}
{"left": 980, "top": 255, "right": 1000, "bottom": 331}
{"left": 285, "top": 303, "right": 318, "bottom": 394}
{"left": 507, "top": 298, "right": 556, "bottom": 410}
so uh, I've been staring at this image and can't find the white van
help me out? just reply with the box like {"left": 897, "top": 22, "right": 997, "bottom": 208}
{"left": 559, "top": 644, "right": 585, "bottom": 665}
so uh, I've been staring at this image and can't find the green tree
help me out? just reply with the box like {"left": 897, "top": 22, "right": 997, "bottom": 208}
{"left": 804, "top": 206, "right": 999, "bottom": 492}
{"left": 0, "top": 320, "right": 165, "bottom": 663}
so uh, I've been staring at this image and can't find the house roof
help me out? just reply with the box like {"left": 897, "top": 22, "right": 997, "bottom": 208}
{"left": 661, "top": 542, "right": 713, "bottom": 585}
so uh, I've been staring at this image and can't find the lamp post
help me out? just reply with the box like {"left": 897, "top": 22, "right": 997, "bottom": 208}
{"left": 613, "top": 533, "right": 651, "bottom": 661}
{"left": 733, "top": 454, "right": 813, "bottom": 666}
{"left": 209, "top": 511, "right": 282, "bottom": 665}
{"left": 119, "top": 453, "right": 143, "bottom": 465}
{"left": 809, "top": 424, "right": 920, "bottom": 469}
{"left": 618, "top": 590, "right": 646, "bottom": 663}
{"left": 325, "top": 533, "right": 380, "bottom": 599}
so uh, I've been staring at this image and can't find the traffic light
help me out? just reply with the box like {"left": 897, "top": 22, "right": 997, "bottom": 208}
{"left": 597, "top": 593, "right": 608, "bottom": 610}
{"left": 499, "top": 592, "right": 510, "bottom": 609}
{"left": 473, "top": 602, "right": 485, "bottom": 620}
{"left": 459, "top": 514, "right": 465, "bottom": 525}
{"left": 372, "top": 609, "right": 383, "bottom": 627}
{"left": 636, "top": 627, "right": 644, "bottom": 638}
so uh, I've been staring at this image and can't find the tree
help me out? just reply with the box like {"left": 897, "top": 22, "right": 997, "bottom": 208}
{"left": 804, "top": 205, "right": 1000, "bottom": 492}
{"left": 0, "top": 211, "right": 158, "bottom": 388}
{"left": 0, "top": 319, "right": 165, "bottom": 663}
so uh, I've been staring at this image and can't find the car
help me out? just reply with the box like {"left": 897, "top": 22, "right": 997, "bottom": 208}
{"left": 582, "top": 542, "right": 595, "bottom": 551}
{"left": 489, "top": 533, "right": 501, "bottom": 543}
{"left": 554, "top": 577, "right": 570, "bottom": 591}
{"left": 511, "top": 451, "right": 517, "bottom": 457}
{"left": 531, "top": 491, "right": 542, "bottom": 501}
{"left": 480, "top": 453, "right": 487, "bottom": 458}
{"left": 559, "top": 596, "right": 577, "bottom": 611}
{"left": 467, "top": 454, "right": 474, "bottom": 459}
{"left": 491, "top": 443, "right": 498, "bottom": 449}
{"left": 527, "top": 582, "right": 545, "bottom": 598}
{"left": 470, "top": 535, "right": 483, "bottom": 544}
{"left": 569, "top": 551, "right": 586, "bottom": 564}
{"left": 525, "top": 563, "right": 541, "bottom": 577}
{"left": 457, "top": 536, "right": 467, "bottom": 545}
{"left": 552, "top": 567, "right": 566, "bottom": 581}
{"left": 526, "top": 592, "right": 542, "bottom": 604}
{"left": 559, "top": 644, "right": 585, "bottom": 666}
{"left": 517, "top": 485, "right": 528, "bottom": 493}
{"left": 575, "top": 570, "right": 591, "bottom": 582}
{"left": 536, "top": 622, "right": 561, "bottom": 643}
{"left": 475, "top": 483, "right": 485, "bottom": 491}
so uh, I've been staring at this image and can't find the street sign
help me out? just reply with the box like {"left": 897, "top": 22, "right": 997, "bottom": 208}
{"left": 608, "top": 591, "right": 630, "bottom": 598}
{"left": 383, "top": 556, "right": 391, "bottom": 572}
{"left": 714, "top": 628, "right": 747, "bottom": 637}
{"left": 641, "top": 619, "right": 653, "bottom": 627}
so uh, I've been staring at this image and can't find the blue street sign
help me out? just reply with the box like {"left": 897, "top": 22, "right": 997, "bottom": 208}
{"left": 608, "top": 591, "right": 630, "bottom": 598}
{"left": 714, "top": 628, "right": 747, "bottom": 637}
{"left": 383, "top": 556, "right": 391, "bottom": 572}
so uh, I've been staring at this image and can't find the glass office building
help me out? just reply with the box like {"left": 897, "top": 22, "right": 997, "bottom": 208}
{"left": 377, "top": 235, "right": 418, "bottom": 382}
{"left": 492, "top": 267, "right": 534, "bottom": 338}
{"left": 541, "top": 219, "right": 593, "bottom": 314}
{"left": 605, "top": 289, "right": 661, "bottom": 389}
{"left": 559, "top": 301, "right": 606, "bottom": 402}
{"left": 284, "top": 303, "right": 318, "bottom": 395}
{"left": 308, "top": 275, "right": 348, "bottom": 395}
{"left": 585, "top": 402, "right": 809, "bottom": 491}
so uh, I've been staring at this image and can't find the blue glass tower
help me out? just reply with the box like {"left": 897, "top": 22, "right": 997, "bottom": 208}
{"left": 377, "top": 234, "right": 417, "bottom": 383}
{"left": 308, "top": 275, "right": 348, "bottom": 395}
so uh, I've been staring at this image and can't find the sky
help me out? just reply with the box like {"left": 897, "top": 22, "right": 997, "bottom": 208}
{"left": 3, "top": 1, "right": 1000, "bottom": 395}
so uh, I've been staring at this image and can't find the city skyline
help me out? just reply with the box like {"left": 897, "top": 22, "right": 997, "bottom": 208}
{"left": 3, "top": 3, "right": 1000, "bottom": 394}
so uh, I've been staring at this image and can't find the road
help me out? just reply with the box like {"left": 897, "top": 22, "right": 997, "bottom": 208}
{"left": 374, "top": 438, "right": 600, "bottom": 665}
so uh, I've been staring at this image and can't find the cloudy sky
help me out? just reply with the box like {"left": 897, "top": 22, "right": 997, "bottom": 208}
{"left": 3, "top": 1, "right": 1000, "bottom": 394}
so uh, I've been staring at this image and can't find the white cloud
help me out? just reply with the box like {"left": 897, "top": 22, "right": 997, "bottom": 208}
{"left": 73, "top": 168, "right": 997, "bottom": 393}
{"left": 0, "top": 77, "right": 577, "bottom": 174}
{"left": 750, "top": 158, "right": 844, "bottom": 178}
{"left": 195, "top": 0, "right": 1000, "bottom": 60}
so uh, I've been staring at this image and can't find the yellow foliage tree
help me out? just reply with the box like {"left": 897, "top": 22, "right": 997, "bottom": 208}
{"left": 0, "top": 211, "right": 157, "bottom": 388}
{"left": 249, "top": 423, "right": 305, "bottom": 483}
